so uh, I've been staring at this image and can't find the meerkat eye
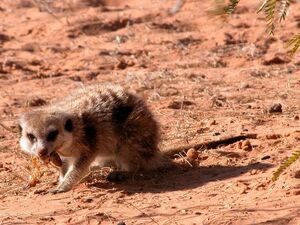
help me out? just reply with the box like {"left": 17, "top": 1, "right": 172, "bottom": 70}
{"left": 27, "top": 133, "right": 37, "bottom": 143}
{"left": 47, "top": 130, "right": 59, "bottom": 142}
{"left": 65, "top": 119, "right": 73, "bottom": 132}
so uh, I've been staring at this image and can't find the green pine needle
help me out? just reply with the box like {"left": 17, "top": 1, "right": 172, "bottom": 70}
{"left": 272, "top": 150, "right": 300, "bottom": 182}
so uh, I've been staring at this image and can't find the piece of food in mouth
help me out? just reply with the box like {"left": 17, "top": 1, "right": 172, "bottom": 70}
{"left": 25, "top": 157, "right": 42, "bottom": 188}
{"left": 25, "top": 152, "right": 62, "bottom": 188}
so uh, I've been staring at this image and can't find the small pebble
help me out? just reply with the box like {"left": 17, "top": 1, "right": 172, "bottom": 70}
{"left": 293, "top": 190, "right": 300, "bottom": 195}
{"left": 210, "top": 120, "right": 217, "bottom": 125}
{"left": 261, "top": 155, "right": 271, "bottom": 160}
{"left": 186, "top": 148, "right": 198, "bottom": 160}
{"left": 117, "top": 222, "right": 126, "bottom": 225}
{"left": 240, "top": 82, "right": 250, "bottom": 89}
{"left": 26, "top": 97, "right": 47, "bottom": 107}
{"left": 293, "top": 170, "right": 300, "bottom": 179}
{"left": 236, "top": 141, "right": 243, "bottom": 150}
{"left": 241, "top": 140, "right": 252, "bottom": 151}
{"left": 294, "top": 115, "right": 299, "bottom": 120}
{"left": 82, "top": 197, "right": 93, "bottom": 203}
{"left": 265, "top": 134, "right": 282, "bottom": 139}
{"left": 250, "top": 169, "right": 258, "bottom": 175}
{"left": 268, "top": 103, "right": 282, "bottom": 113}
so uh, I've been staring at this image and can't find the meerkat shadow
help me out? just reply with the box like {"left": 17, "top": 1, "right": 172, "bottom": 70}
{"left": 85, "top": 162, "right": 273, "bottom": 193}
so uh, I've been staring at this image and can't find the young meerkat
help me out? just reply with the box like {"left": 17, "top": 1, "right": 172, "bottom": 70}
{"left": 19, "top": 84, "right": 169, "bottom": 193}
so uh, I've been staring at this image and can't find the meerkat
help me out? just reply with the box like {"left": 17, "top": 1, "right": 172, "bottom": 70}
{"left": 18, "top": 84, "right": 252, "bottom": 193}
{"left": 19, "top": 84, "right": 169, "bottom": 193}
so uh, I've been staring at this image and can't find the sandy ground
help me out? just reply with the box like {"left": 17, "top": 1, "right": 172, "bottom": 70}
{"left": 0, "top": 0, "right": 300, "bottom": 224}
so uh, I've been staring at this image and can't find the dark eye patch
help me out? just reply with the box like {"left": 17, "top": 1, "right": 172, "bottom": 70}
{"left": 47, "top": 130, "right": 59, "bottom": 142}
{"left": 65, "top": 119, "right": 73, "bottom": 132}
{"left": 27, "top": 133, "right": 37, "bottom": 143}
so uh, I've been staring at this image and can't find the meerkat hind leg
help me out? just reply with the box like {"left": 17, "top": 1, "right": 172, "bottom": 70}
{"left": 106, "top": 171, "right": 129, "bottom": 182}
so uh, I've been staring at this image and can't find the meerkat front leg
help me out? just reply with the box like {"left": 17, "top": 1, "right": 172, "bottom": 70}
{"left": 58, "top": 158, "right": 70, "bottom": 184}
{"left": 52, "top": 154, "right": 93, "bottom": 193}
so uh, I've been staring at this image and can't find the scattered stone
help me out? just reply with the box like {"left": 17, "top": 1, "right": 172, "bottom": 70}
{"left": 26, "top": 97, "right": 47, "bottom": 107}
{"left": 115, "top": 58, "right": 134, "bottom": 70}
{"left": 82, "top": 197, "right": 93, "bottom": 203}
{"left": 85, "top": 71, "right": 99, "bottom": 80}
{"left": 263, "top": 53, "right": 291, "bottom": 65}
{"left": 250, "top": 69, "right": 269, "bottom": 77}
{"left": 293, "top": 190, "right": 300, "bottom": 195}
{"left": 168, "top": 100, "right": 195, "bottom": 109}
{"left": 240, "top": 82, "right": 250, "bottom": 89}
{"left": 293, "top": 170, "right": 300, "bottom": 179}
{"left": 265, "top": 134, "right": 282, "bottom": 140}
{"left": 241, "top": 140, "right": 252, "bottom": 151}
{"left": 21, "top": 43, "right": 37, "bottom": 52}
{"left": 117, "top": 222, "right": 126, "bottom": 225}
{"left": 224, "top": 32, "right": 247, "bottom": 45}
{"left": 186, "top": 148, "right": 198, "bottom": 160}
{"left": 39, "top": 216, "right": 55, "bottom": 221}
{"left": 246, "top": 133, "right": 258, "bottom": 139}
{"left": 213, "top": 131, "right": 221, "bottom": 136}
{"left": 196, "top": 127, "right": 209, "bottom": 133}
{"left": 240, "top": 187, "right": 247, "bottom": 194}
{"left": 210, "top": 120, "right": 217, "bottom": 125}
{"left": 115, "top": 59, "right": 128, "bottom": 70}
{"left": 268, "top": 103, "right": 282, "bottom": 113}
{"left": 234, "top": 22, "right": 250, "bottom": 29}
{"left": 33, "top": 189, "right": 48, "bottom": 195}
{"left": 69, "top": 76, "right": 82, "bottom": 82}
{"left": 0, "top": 33, "right": 10, "bottom": 43}
{"left": 261, "top": 155, "right": 271, "bottom": 160}
{"left": 294, "top": 115, "right": 299, "bottom": 120}
{"left": 236, "top": 141, "right": 243, "bottom": 150}
{"left": 250, "top": 169, "right": 258, "bottom": 175}
{"left": 30, "top": 59, "right": 42, "bottom": 66}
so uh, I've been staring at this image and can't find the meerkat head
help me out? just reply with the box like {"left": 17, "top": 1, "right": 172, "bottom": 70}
{"left": 19, "top": 110, "right": 75, "bottom": 159}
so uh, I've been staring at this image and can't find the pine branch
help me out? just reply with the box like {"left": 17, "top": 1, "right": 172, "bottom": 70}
{"left": 258, "top": 0, "right": 278, "bottom": 35}
{"left": 287, "top": 33, "right": 300, "bottom": 55}
{"left": 208, "top": 0, "right": 241, "bottom": 17}
{"left": 272, "top": 150, "right": 300, "bottom": 181}
{"left": 225, "top": 0, "right": 240, "bottom": 14}
{"left": 279, "top": 0, "right": 291, "bottom": 22}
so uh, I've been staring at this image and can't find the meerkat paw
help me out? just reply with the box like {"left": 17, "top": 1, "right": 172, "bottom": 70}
{"left": 50, "top": 184, "right": 72, "bottom": 194}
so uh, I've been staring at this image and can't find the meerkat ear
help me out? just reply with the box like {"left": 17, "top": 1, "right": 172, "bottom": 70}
{"left": 65, "top": 119, "right": 73, "bottom": 132}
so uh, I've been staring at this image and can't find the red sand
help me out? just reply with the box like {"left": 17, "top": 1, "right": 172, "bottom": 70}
{"left": 0, "top": 0, "right": 299, "bottom": 224}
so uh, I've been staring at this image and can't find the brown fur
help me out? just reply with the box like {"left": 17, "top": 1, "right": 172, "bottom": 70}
{"left": 19, "top": 84, "right": 169, "bottom": 192}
